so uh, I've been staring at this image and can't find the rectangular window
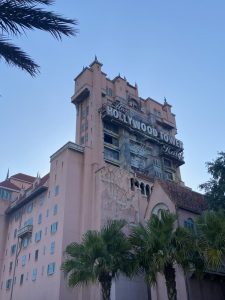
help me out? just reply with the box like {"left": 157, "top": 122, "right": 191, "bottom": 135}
{"left": 104, "top": 147, "right": 119, "bottom": 162}
{"left": 38, "top": 213, "right": 42, "bottom": 224}
{"left": 54, "top": 185, "right": 59, "bottom": 196}
{"left": 130, "top": 154, "right": 146, "bottom": 170}
{"left": 103, "top": 122, "right": 119, "bottom": 134}
{"left": 104, "top": 133, "right": 119, "bottom": 147}
{"left": 24, "top": 218, "right": 33, "bottom": 226}
{"left": 165, "top": 172, "right": 173, "bottom": 181}
{"left": 21, "top": 255, "right": 26, "bottom": 266}
{"left": 14, "top": 229, "right": 17, "bottom": 239}
{"left": 35, "top": 250, "right": 39, "bottom": 261}
{"left": 39, "top": 194, "right": 45, "bottom": 206}
{"left": 11, "top": 244, "right": 16, "bottom": 255}
{"left": 20, "top": 274, "right": 24, "bottom": 285}
{"left": 50, "top": 241, "right": 55, "bottom": 255}
{"left": 27, "top": 203, "right": 33, "bottom": 213}
{"left": 9, "top": 262, "right": 13, "bottom": 273}
{"left": 80, "top": 136, "right": 84, "bottom": 145}
{"left": 0, "top": 188, "right": 12, "bottom": 201}
{"left": 50, "top": 222, "right": 58, "bottom": 234}
{"left": 164, "top": 158, "right": 172, "bottom": 168}
{"left": 46, "top": 209, "right": 49, "bottom": 218}
{"left": 22, "top": 237, "right": 29, "bottom": 248}
{"left": 53, "top": 204, "right": 58, "bottom": 216}
{"left": 35, "top": 231, "right": 42, "bottom": 242}
{"left": 6, "top": 279, "right": 12, "bottom": 290}
{"left": 106, "top": 87, "right": 113, "bottom": 97}
{"left": 47, "top": 263, "right": 55, "bottom": 276}
{"left": 15, "top": 211, "right": 20, "bottom": 221}
{"left": 32, "top": 269, "right": 37, "bottom": 281}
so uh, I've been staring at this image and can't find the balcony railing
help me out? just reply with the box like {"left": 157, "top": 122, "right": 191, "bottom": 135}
{"left": 17, "top": 225, "right": 33, "bottom": 239}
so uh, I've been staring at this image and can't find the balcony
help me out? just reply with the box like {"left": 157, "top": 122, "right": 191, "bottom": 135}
{"left": 17, "top": 225, "right": 33, "bottom": 239}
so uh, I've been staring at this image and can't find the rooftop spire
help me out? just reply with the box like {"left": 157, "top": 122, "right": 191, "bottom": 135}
{"left": 5, "top": 168, "right": 9, "bottom": 180}
{"left": 89, "top": 55, "right": 103, "bottom": 68}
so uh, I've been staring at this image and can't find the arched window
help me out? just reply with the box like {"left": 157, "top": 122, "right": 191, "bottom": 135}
{"left": 134, "top": 180, "right": 139, "bottom": 188}
{"left": 146, "top": 185, "right": 150, "bottom": 197}
{"left": 152, "top": 203, "right": 169, "bottom": 218}
{"left": 140, "top": 182, "right": 145, "bottom": 195}
{"left": 184, "top": 218, "right": 194, "bottom": 230}
{"left": 130, "top": 178, "right": 135, "bottom": 191}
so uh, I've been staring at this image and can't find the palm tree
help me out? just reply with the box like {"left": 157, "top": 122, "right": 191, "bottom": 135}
{"left": 195, "top": 210, "right": 225, "bottom": 271}
{"left": 0, "top": 0, "right": 78, "bottom": 76}
{"left": 130, "top": 211, "right": 197, "bottom": 300}
{"left": 61, "top": 220, "right": 134, "bottom": 300}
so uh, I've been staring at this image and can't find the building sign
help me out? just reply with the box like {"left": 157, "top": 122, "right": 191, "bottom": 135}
{"left": 162, "top": 145, "right": 184, "bottom": 161}
{"left": 105, "top": 105, "right": 183, "bottom": 150}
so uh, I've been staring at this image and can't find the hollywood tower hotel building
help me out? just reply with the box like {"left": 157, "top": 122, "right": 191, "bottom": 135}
{"left": 2, "top": 58, "right": 223, "bottom": 300}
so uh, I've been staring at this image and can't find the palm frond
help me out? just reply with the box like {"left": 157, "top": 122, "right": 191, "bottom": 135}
{"left": 0, "top": 37, "right": 39, "bottom": 76}
{"left": 0, "top": 1, "right": 78, "bottom": 38}
{"left": 2, "top": 0, "right": 53, "bottom": 5}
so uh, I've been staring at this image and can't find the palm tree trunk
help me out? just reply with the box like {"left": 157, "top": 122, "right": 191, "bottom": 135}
{"left": 100, "top": 279, "right": 112, "bottom": 300}
{"left": 164, "top": 263, "right": 177, "bottom": 300}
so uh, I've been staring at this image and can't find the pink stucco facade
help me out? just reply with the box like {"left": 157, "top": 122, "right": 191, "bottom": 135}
{"left": 0, "top": 59, "right": 223, "bottom": 300}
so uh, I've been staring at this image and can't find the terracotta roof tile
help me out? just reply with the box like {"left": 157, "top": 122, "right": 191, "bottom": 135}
{"left": 0, "top": 180, "right": 20, "bottom": 191}
{"left": 10, "top": 173, "right": 36, "bottom": 183}
{"left": 158, "top": 180, "right": 207, "bottom": 214}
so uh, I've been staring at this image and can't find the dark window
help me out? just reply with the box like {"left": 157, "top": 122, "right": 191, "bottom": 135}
{"left": 140, "top": 183, "right": 145, "bottom": 195}
{"left": 20, "top": 274, "right": 24, "bottom": 285}
{"left": 6, "top": 279, "right": 12, "bottom": 290}
{"left": 146, "top": 185, "right": 150, "bottom": 197}
{"left": 103, "top": 122, "right": 119, "bottom": 134}
{"left": 130, "top": 178, "right": 135, "bottom": 191}
{"left": 11, "top": 245, "right": 16, "bottom": 255}
{"left": 104, "top": 133, "right": 119, "bottom": 147}
{"left": 35, "top": 250, "right": 39, "bottom": 261}
{"left": 164, "top": 159, "right": 172, "bottom": 168}
{"left": 134, "top": 180, "right": 139, "bottom": 188}
{"left": 9, "top": 262, "right": 13, "bottom": 273}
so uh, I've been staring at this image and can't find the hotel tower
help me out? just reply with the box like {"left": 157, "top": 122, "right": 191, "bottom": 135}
{"left": 0, "top": 58, "right": 224, "bottom": 300}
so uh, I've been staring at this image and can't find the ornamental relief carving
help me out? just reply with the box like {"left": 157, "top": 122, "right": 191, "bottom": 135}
{"left": 100, "top": 165, "right": 141, "bottom": 224}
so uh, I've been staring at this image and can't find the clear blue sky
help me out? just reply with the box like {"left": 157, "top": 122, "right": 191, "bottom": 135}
{"left": 1, "top": 0, "right": 225, "bottom": 191}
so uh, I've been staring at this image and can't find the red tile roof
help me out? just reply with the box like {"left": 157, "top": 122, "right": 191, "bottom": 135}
{"left": 159, "top": 180, "right": 207, "bottom": 214}
{"left": 6, "top": 174, "right": 49, "bottom": 214}
{"left": 0, "top": 180, "right": 20, "bottom": 191}
{"left": 10, "top": 173, "right": 36, "bottom": 183}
